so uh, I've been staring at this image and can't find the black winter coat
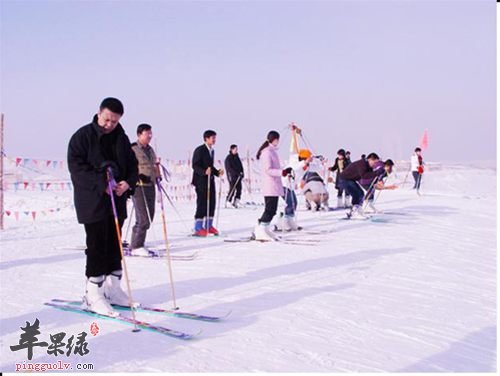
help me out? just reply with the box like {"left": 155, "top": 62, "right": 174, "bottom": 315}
{"left": 224, "top": 153, "right": 244, "bottom": 181}
{"left": 340, "top": 158, "right": 380, "bottom": 182}
{"left": 68, "top": 116, "right": 138, "bottom": 224}
{"left": 191, "top": 144, "right": 220, "bottom": 187}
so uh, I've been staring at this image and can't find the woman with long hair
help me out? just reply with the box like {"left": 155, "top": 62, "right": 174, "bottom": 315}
{"left": 253, "top": 131, "right": 283, "bottom": 241}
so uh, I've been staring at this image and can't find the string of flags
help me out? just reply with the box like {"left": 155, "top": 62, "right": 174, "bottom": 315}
{"left": 7, "top": 155, "right": 258, "bottom": 170}
{"left": 2, "top": 204, "right": 75, "bottom": 221}
{"left": 12, "top": 157, "right": 65, "bottom": 169}
{"left": 6, "top": 181, "right": 73, "bottom": 191}
{"left": 3, "top": 154, "right": 262, "bottom": 222}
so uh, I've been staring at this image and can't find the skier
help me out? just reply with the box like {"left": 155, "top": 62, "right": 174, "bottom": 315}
{"left": 411, "top": 147, "right": 424, "bottom": 190}
{"left": 361, "top": 159, "right": 396, "bottom": 213}
{"left": 253, "top": 131, "right": 283, "bottom": 241}
{"left": 224, "top": 144, "right": 244, "bottom": 208}
{"left": 328, "top": 148, "right": 351, "bottom": 208}
{"left": 277, "top": 149, "right": 313, "bottom": 231}
{"left": 191, "top": 130, "right": 224, "bottom": 236}
{"left": 67, "top": 97, "right": 138, "bottom": 316}
{"left": 130, "top": 123, "right": 160, "bottom": 256}
{"left": 340, "top": 153, "right": 386, "bottom": 219}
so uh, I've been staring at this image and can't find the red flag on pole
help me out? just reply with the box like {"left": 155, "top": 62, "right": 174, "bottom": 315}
{"left": 419, "top": 129, "right": 429, "bottom": 150}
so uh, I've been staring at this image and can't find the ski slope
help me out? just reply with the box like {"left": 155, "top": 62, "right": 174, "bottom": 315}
{"left": 0, "top": 164, "right": 496, "bottom": 372}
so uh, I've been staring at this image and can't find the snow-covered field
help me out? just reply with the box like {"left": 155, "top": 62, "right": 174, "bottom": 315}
{"left": 0, "top": 164, "right": 496, "bottom": 372}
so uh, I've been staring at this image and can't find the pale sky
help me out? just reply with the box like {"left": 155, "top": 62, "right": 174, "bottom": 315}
{"left": 0, "top": 0, "right": 496, "bottom": 163}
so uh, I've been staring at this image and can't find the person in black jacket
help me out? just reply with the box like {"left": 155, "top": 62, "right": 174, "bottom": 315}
{"left": 328, "top": 148, "right": 351, "bottom": 208}
{"left": 191, "top": 130, "right": 224, "bottom": 236}
{"left": 67, "top": 97, "right": 138, "bottom": 317}
{"left": 224, "top": 144, "right": 244, "bottom": 208}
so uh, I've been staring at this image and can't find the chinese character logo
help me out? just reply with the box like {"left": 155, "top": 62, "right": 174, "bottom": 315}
{"left": 10, "top": 318, "right": 90, "bottom": 360}
{"left": 10, "top": 319, "right": 48, "bottom": 360}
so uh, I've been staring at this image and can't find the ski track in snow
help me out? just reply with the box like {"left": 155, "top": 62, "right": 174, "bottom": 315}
{"left": 0, "top": 167, "right": 496, "bottom": 372}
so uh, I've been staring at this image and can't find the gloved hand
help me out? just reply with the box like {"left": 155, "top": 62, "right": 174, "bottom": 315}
{"left": 99, "top": 160, "right": 119, "bottom": 177}
{"left": 282, "top": 167, "right": 293, "bottom": 177}
{"left": 138, "top": 174, "right": 151, "bottom": 184}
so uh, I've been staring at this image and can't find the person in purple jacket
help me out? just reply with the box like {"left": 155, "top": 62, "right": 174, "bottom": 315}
{"left": 253, "top": 131, "right": 284, "bottom": 241}
{"left": 340, "top": 153, "right": 386, "bottom": 219}
{"left": 361, "top": 159, "right": 396, "bottom": 213}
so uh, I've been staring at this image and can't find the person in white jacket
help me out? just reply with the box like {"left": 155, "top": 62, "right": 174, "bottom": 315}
{"left": 410, "top": 147, "right": 424, "bottom": 190}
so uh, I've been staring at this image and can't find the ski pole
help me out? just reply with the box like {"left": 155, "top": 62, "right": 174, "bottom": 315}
{"left": 106, "top": 167, "right": 139, "bottom": 332}
{"left": 226, "top": 174, "right": 243, "bottom": 206}
{"left": 288, "top": 175, "right": 299, "bottom": 222}
{"left": 139, "top": 181, "right": 159, "bottom": 247}
{"left": 156, "top": 183, "right": 191, "bottom": 233}
{"left": 215, "top": 175, "right": 223, "bottom": 230}
{"left": 361, "top": 176, "right": 379, "bottom": 211}
{"left": 370, "top": 175, "right": 391, "bottom": 208}
{"left": 206, "top": 170, "right": 211, "bottom": 236}
{"left": 401, "top": 166, "right": 412, "bottom": 187}
{"left": 155, "top": 176, "right": 178, "bottom": 309}
{"left": 123, "top": 201, "right": 135, "bottom": 247}
{"left": 281, "top": 179, "right": 291, "bottom": 230}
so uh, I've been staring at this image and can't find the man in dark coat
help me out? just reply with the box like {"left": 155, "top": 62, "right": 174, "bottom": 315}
{"left": 340, "top": 153, "right": 382, "bottom": 219}
{"left": 191, "top": 130, "right": 224, "bottom": 236}
{"left": 224, "top": 144, "right": 244, "bottom": 208}
{"left": 67, "top": 97, "right": 138, "bottom": 316}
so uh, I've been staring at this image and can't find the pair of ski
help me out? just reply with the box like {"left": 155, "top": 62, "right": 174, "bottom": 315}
{"left": 123, "top": 248, "right": 198, "bottom": 261}
{"left": 340, "top": 213, "right": 389, "bottom": 223}
{"left": 55, "top": 245, "right": 197, "bottom": 261}
{"left": 224, "top": 235, "right": 320, "bottom": 246}
{"left": 45, "top": 298, "right": 230, "bottom": 340}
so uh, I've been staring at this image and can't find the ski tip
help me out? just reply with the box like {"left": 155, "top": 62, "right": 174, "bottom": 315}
{"left": 183, "top": 329, "right": 203, "bottom": 340}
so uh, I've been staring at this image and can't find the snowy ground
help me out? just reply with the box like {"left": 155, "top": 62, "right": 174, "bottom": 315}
{"left": 0, "top": 164, "right": 496, "bottom": 372}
